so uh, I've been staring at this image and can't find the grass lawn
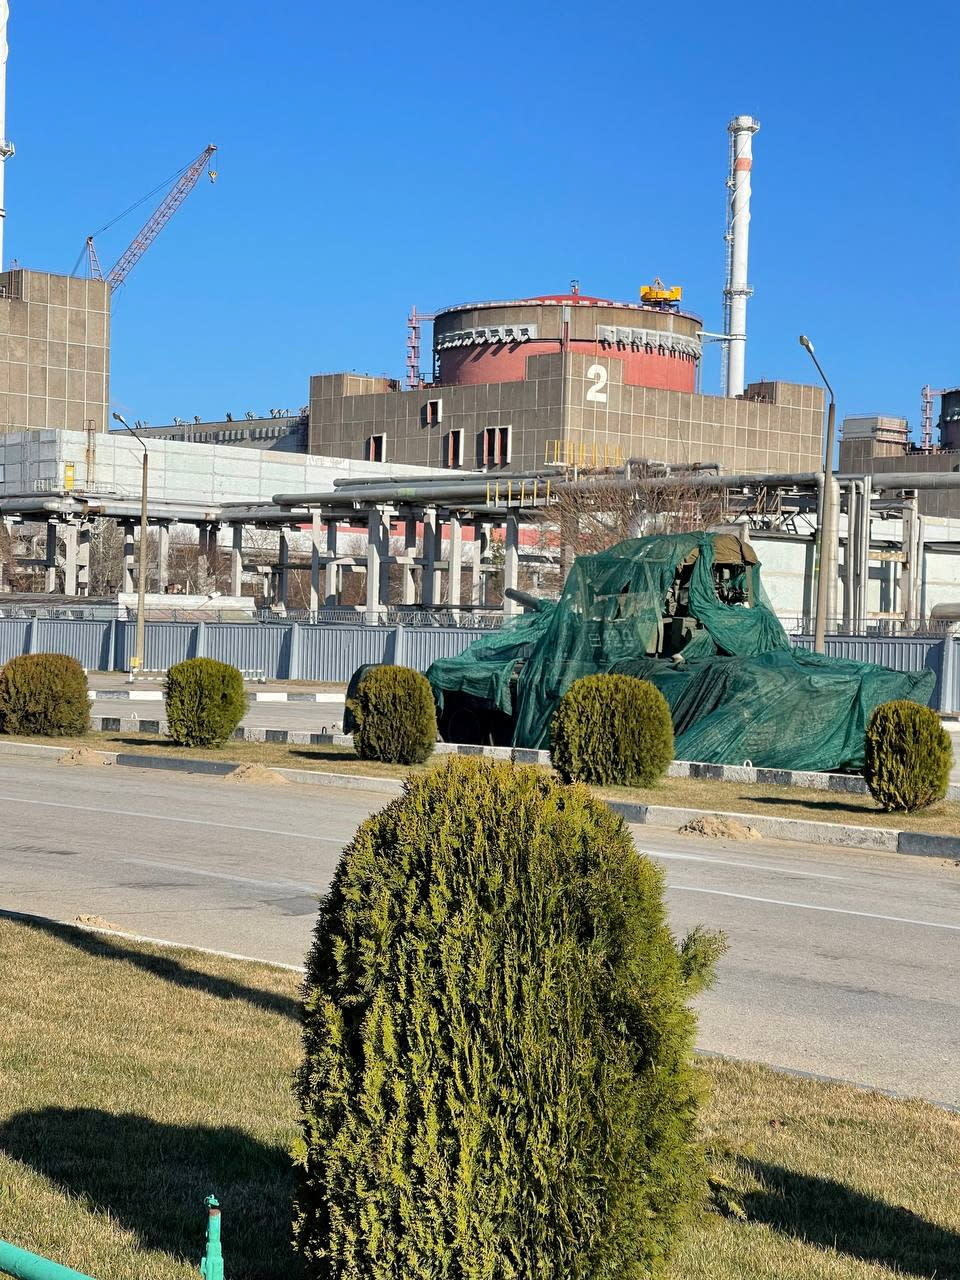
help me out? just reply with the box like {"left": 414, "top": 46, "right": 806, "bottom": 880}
{"left": 1, "top": 916, "right": 958, "bottom": 1280}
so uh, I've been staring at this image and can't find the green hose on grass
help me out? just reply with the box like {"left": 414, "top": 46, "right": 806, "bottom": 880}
{"left": 0, "top": 1196, "right": 224, "bottom": 1280}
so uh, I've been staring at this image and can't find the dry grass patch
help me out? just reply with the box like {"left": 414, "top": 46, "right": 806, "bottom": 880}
{"left": 1, "top": 917, "right": 958, "bottom": 1280}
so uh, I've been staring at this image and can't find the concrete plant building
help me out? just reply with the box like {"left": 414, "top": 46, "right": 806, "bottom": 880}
{"left": 307, "top": 293, "right": 826, "bottom": 475}
{"left": 0, "top": 269, "right": 111, "bottom": 432}
{"left": 840, "top": 406, "right": 960, "bottom": 519}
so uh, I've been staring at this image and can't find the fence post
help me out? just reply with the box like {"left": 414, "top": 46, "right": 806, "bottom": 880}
{"left": 195, "top": 620, "right": 207, "bottom": 660}
{"left": 390, "top": 624, "right": 405, "bottom": 667}
{"left": 106, "top": 617, "right": 117, "bottom": 672}
{"left": 24, "top": 617, "right": 37, "bottom": 655}
{"left": 287, "top": 622, "right": 301, "bottom": 680}
{"left": 940, "top": 635, "right": 957, "bottom": 713}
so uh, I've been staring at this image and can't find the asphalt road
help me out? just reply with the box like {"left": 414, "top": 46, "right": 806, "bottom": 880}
{"left": 1, "top": 757, "right": 959, "bottom": 1106}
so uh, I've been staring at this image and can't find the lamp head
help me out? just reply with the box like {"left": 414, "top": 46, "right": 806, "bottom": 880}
{"left": 798, "top": 334, "right": 814, "bottom": 354}
{"left": 111, "top": 411, "right": 128, "bottom": 427}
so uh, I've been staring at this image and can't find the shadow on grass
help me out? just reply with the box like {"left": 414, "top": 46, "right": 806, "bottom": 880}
{"left": 739, "top": 794, "right": 879, "bottom": 817}
{"left": 0, "top": 1108, "right": 299, "bottom": 1280}
{"left": 741, "top": 1159, "right": 960, "bottom": 1278}
{"left": 287, "top": 748, "right": 357, "bottom": 764}
{"left": 12, "top": 914, "right": 301, "bottom": 1022}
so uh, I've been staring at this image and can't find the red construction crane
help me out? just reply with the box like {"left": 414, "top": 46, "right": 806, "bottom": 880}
{"left": 86, "top": 143, "right": 218, "bottom": 290}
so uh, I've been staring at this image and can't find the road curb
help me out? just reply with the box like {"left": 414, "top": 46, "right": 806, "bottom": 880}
{"left": 89, "top": 689, "right": 338, "bottom": 704}
{"left": 274, "top": 768, "right": 404, "bottom": 794}
{"left": 606, "top": 801, "right": 901, "bottom": 852}
{"left": 89, "top": 715, "right": 349, "bottom": 742}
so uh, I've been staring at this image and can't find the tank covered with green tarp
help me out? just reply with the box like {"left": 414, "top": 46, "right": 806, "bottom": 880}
{"left": 426, "top": 532, "right": 936, "bottom": 771}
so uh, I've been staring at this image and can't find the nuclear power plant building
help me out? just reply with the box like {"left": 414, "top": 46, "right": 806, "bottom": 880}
{"left": 307, "top": 293, "right": 825, "bottom": 475}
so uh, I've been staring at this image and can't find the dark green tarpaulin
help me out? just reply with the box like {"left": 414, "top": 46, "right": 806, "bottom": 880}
{"left": 427, "top": 533, "right": 936, "bottom": 771}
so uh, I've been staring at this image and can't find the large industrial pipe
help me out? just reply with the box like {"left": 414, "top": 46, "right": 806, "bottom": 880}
{"left": 557, "top": 470, "right": 822, "bottom": 494}
{"left": 840, "top": 471, "right": 960, "bottom": 491}
{"left": 723, "top": 115, "right": 760, "bottom": 398}
{"left": 332, "top": 469, "right": 554, "bottom": 490}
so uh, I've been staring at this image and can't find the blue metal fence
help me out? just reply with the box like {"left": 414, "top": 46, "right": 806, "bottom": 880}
{"left": 0, "top": 617, "right": 955, "bottom": 710}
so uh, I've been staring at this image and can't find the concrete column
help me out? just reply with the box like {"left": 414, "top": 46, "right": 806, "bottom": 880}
{"left": 471, "top": 523, "right": 490, "bottom": 606}
{"left": 196, "top": 523, "right": 210, "bottom": 588}
{"left": 76, "top": 521, "right": 91, "bottom": 597}
{"left": 401, "top": 516, "right": 417, "bottom": 606}
{"left": 842, "top": 484, "right": 855, "bottom": 633}
{"left": 447, "top": 512, "right": 463, "bottom": 609}
{"left": 503, "top": 511, "right": 520, "bottom": 615}
{"left": 44, "top": 520, "right": 58, "bottom": 593}
{"left": 824, "top": 476, "right": 841, "bottom": 633}
{"left": 62, "top": 521, "right": 78, "bottom": 597}
{"left": 157, "top": 523, "right": 170, "bottom": 594}
{"left": 900, "top": 497, "right": 918, "bottom": 629}
{"left": 230, "top": 523, "right": 243, "bottom": 598}
{"left": 277, "top": 528, "right": 291, "bottom": 607}
{"left": 857, "top": 477, "right": 872, "bottom": 632}
{"left": 122, "top": 522, "right": 135, "bottom": 594}
{"left": 421, "top": 507, "right": 438, "bottom": 608}
{"left": 324, "top": 520, "right": 339, "bottom": 607}
{"left": 366, "top": 507, "right": 389, "bottom": 623}
{"left": 310, "top": 511, "right": 322, "bottom": 613}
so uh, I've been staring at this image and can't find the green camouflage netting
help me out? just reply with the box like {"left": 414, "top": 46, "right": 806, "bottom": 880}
{"left": 427, "top": 533, "right": 936, "bottom": 771}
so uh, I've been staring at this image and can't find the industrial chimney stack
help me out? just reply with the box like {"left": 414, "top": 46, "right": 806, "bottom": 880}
{"left": 722, "top": 114, "right": 759, "bottom": 398}
{"left": 0, "top": 2, "right": 13, "bottom": 271}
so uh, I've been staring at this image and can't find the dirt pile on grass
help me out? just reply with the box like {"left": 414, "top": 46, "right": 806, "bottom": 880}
{"left": 225, "top": 763, "right": 289, "bottom": 785}
{"left": 679, "top": 815, "right": 760, "bottom": 841}
{"left": 58, "top": 746, "right": 109, "bottom": 767}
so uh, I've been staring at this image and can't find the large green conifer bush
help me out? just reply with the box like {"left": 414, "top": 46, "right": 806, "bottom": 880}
{"left": 0, "top": 653, "right": 90, "bottom": 736}
{"left": 864, "top": 699, "right": 951, "bottom": 812}
{"left": 349, "top": 664, "right": 436, "bottom": 764}
{"left": 294, "top": 756, "right": 723, "bottom": 1279}
{"left": 551, "top": 672, "right": 675, "bottom": 786}
{"left": 164, "top": 658, "right": 246, "bottom": 746}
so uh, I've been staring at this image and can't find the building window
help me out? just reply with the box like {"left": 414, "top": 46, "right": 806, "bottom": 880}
{"left": 425, "top": 397, "right": 442, "bottom": 426}
{"left": 443, "top": 428, "right": 463, "bottom": 468}
{"left": 366, "top": 433, "right": 386, "bottom": 463}
{"left": 480, "top": 424, "right": 511, "bottom": 468}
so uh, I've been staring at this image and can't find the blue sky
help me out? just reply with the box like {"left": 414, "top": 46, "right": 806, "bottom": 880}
{"left": 10, "top": 1, "right": 960, "bottom": 434}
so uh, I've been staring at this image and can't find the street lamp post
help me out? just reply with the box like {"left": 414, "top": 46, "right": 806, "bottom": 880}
{"left": 112, "top": 412, "right": 149, "bottom": 673}
{"left": 798, "top": 336, "right": 837, "bottom": 654}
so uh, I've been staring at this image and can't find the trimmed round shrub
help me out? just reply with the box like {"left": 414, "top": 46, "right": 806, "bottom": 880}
{"left": 0, "top": 653, "right": 90, "bottom": 737}
{"left": 349, "top": 664, "right": 436, "bottom": 765}
{"left": 551, "top": 673, "right": 674, "bottom": 786}
{"left": 864, "top": 699, "right": 952, "bottom": 813}
{"left": 294, "top": 757, "right": 723, "bottom": 1279}
{"left": 164, "top": 657, "right": 246, "bottom": 747}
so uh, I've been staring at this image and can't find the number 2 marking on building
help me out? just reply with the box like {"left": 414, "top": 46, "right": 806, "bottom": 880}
{"left": 586, "top": 363, "right": 608, "bottom": 403}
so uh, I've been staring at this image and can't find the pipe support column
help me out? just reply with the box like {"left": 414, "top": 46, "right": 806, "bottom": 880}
{"left": 503, "top": 511, "right": 520, "bottom": 615}
{"left": 229, "top": 523, "right": 243, "bottom": 598}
